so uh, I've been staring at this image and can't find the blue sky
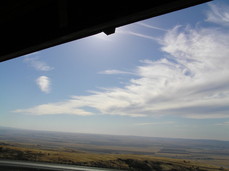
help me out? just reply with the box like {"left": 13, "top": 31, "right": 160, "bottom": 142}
{"left": 1, "top": 0, "right": 229, "bottom": 140}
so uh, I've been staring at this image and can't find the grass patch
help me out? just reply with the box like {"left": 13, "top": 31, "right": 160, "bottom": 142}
{"left": 0, "top": 144, "right": 228, "bottom": 171}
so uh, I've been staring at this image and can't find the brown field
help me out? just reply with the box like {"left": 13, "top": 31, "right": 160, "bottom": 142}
{"left": 0, "top": 128, "right": 229, "bottom": 171}
{"left": 0, "top": 142, "right": 229, "bottom": 171}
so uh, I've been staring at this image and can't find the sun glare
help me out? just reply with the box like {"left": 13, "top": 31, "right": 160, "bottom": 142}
{"left": 94, "top": 32, "right": 111, "bottom": 41}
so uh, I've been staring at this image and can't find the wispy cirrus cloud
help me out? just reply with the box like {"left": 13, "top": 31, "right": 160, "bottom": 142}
{"left": 215, "top": 121, "right": 229, "bottom": 126}
{"left": 116, "top": 22, "right": 166, "bottom": 41}
{"left": 206, "top": 3, "right": 229, "bottom": 26}
{"left": 24, "top": 57, "right": 54, "bottom": 71}
{"left": 137, "top": 22, "right": 168, "bottom": 32}
{"left": 117, "top": 29, "right": 159, "bottom": 41}
{"left": 13, "top": 101, "right": 93, "bottom": 116}
{"left": 36, "top": 76, "right": 51, "bottom": 93}
{"left": 99, "top": 69, "right": 135, "bottom": 75}
{"left": 135, "top": 121, "right": 175, "bottom": 126}
{"left": 14, "top": 3, "right": 229, "bottom": 119}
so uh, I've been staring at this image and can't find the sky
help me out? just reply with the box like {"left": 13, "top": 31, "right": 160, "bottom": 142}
{"left": 1, "top": 0, "right": 229, "bottom": 141}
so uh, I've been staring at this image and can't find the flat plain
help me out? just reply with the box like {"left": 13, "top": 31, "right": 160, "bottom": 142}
{"left": 0, "top": 127, "right": 228, "bottom": 171}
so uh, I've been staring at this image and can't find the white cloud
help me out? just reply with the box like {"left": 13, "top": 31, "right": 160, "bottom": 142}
{"left": 14, "top": 4, "right": 229, "bottom": 118}
{"left": 215, "top": 121, "right": 229, "bottom": 126}
{"left": 36, "top": 76, "right": 51, "bottom": 93}
{"left": 13, "top": 102, "right": 93, "bottom": 116}
{"left": 99, "top": 69, "right": 135, "bottom": 75}
{"left": 117, "top": 29, "right": 159, "bottom": 41}
{"left": 206, "top": 3, "right": 229, "bottom": 26}
{"left": 137, "top": 22, "right": 168, "bottom": 32}
{"left": 135, "top": 121, "right": 175, "bottom": 126}
{"left": 24, "top": 57, "right": 53, "bottom": 71}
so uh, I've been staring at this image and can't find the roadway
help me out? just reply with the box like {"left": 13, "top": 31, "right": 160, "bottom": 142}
{"left": 0, "top": 160, "right": 122, "bottom": 171}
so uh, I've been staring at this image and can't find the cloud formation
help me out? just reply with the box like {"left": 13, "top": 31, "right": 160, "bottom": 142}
{"left": 24, "top": 57, "right": 54, "bottom": 71}
{"left": 36, "top": 76, "right": 51, "bottom": 93}
{"left": 206, "top": 3, "right": 229, "bottom": 26}
{"left": 215, "top": 121, "right": 229, "bottom": 126}
{"left": 13, "top": 101, "right": 93, "bottom": 116}
{"left": 99, "top": 69, "right": 135, "bottom": 75}
{"left": 135, "top": 121, "right": 175, "bottom": 126}
{"left": 137, "top": 22, "right": 168, "bottom": 32}
{"left": 117, "top": 29, "right": 159, "bottom": 41}
{"left": 24, "top": 55, "right": 53, "bottom": 94}
{"left": 14, "top": 4, "right": 229, "bottom": 118}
